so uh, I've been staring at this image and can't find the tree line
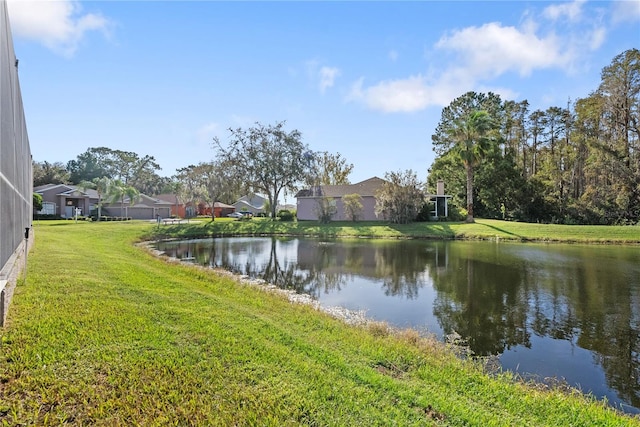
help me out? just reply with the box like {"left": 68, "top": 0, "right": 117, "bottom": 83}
{"left": 429, "top": 49, "right": 639, "bottom": 225}
{"left": 33, "top": 147, "right": 169, "bottom": 196}
{"left": 32, "top": 129, "right": 355, "bottom": 220}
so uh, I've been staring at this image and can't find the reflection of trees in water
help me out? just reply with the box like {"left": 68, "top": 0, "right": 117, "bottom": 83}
{"left": 429, "top": 242, "right": 640, "bottom": 409}
{"left": 517, "top": 254, "right": 639, "bottom": 409}
{"left": 373, "top": 244, "right": 432, "bottom": 299}
{"left": 197, "top": 238, "right": 436, "bottom": 300}
{"left": 294, "top": 241, "right": 349, "bottom": 298}
{"left": 261, "top": 239, "right": 328, "bottom": 298}
{"left": 296, "top": 240, "right": 433, "bottom": 300}
{"left": 565, "top": 260, "right": 639, "bottom": 409}
{"left": 583, "top": 317, "right": 640, "bottom": 409}
{"left": 431, "top": 244, "right": 530, "bottom": 356}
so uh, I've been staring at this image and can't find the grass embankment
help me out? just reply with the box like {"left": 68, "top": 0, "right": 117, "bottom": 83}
{"left": 0, "top": 221, "right": 638, "bottom": 426}
{"left": 148, "top": 217, "right": 640, "bottom": 244}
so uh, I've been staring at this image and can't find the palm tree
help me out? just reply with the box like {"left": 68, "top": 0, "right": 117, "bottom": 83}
{"left": 447, "top": 110, "right": 495, "bottom": 223}
{"left": 108, "top": 180, "right": 139, "bottom": 219}
{"left": 79, "top": 177, "right": 112, "bottom": 221}
{"left": 93, "top": 177, "right": 111, "bottom": 220}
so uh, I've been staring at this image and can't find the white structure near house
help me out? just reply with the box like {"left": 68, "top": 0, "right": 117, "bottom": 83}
{"left": 429, "top": 180, "right": 451, "bottom": 219}
{"left": 233, "top": 195, "right": 267, "bottom": 215}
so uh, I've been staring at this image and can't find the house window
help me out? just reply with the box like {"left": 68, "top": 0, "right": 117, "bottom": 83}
{"left": 39, "top": 202, "right": 55, "bottom": 215}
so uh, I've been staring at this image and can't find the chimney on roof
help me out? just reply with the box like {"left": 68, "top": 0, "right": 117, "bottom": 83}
{"left": 437, "top": 180, "right": 444, "bottom": 196}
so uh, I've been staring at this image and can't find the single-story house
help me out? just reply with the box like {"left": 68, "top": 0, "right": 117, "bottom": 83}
{"left": 295, "top": 177, "right": 385, "bottom": 221}
{"left": 295, "top": 177, "right": 451, "bottom": 221}
{"left": 233, "top": 195, "right": 267, "bottom": 216}
{"left": 102, "top": 193, "right": 172, "bottom": 220}
{"left": 35, "top": 184, "right": 172, "bottom": 220}
{"left": 154, "top": 195, "right": 205, "bottom": 217}
{"left": 154, "top": 195, "right": 237, "bottom": 218}
{"left": 155, "top": 193, "right": 189, "bottom": 218}
{"left": 35, "top": 184, "right": 98, "bottom": 218}
{"left": 213, "top": 201, "right": 235, "bottom": 218}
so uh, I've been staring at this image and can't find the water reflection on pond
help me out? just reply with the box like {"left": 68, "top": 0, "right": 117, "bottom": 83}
{"left": 155, "top": 237, "right": 640, "bottom": 414}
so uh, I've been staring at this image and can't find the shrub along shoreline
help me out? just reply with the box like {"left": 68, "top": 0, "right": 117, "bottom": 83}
{"left": 0, "top": 220, "right": 638, "bottom": 425}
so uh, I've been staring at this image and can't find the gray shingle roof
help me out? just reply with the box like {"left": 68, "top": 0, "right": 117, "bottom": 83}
{"left": 296, "top": 177, "right": 385, "bottom": 198}
{"left": 35, "top": 184, "right": 100, "bottom": 199}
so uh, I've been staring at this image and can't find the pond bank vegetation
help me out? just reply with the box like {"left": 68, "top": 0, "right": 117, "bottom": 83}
{"left": 145, "top": 217, "right": 640, "bottom": 245}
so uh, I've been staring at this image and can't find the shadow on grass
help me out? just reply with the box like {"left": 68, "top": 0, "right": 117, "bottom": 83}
{"left": 386, "top": 222, "right": 457, "bottom": 239}
{"left": 477, "top": 222, "right": 522, "bottom": 239}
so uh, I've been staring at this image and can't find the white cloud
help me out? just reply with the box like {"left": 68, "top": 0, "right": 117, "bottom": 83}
{"left": 7, "top": 0, "right": 111, "bottom": 57}
{"left": 347, "top": 76, "right": 430, "bottom": 113}
{"left": 304, "top": 60, "right": 341, "bottom": 93}
{"left": 543, "top": 0, "right": 586, "bottom": 22}
{"left": 305, "top": 60, "right": 341, "bottom": 93}
{"left": 611, "top": 0, "right": 640, "bottom": 23}
{"left": 348, "top": 2, "right": 624, "bottom": 113}
{"left": 435, "top": 22, "right": 570, "bottom": 78}
{"left": 346, "top": 73, "right": 474, "bottom": 113}
{"left": 319, "top": 66, "right": 340, "bottom": 93}
{"left": 589, "top": 26, "right": 607, "bottom": 50}
{"left": 347, "top": 19, "right": 578, "bottom": 113}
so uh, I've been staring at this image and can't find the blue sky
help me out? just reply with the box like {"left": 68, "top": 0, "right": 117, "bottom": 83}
{"left": 7, "top": 0, "right": 640, "bottom": 185}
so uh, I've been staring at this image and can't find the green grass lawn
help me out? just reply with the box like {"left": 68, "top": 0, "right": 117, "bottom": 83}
{"left": 1, "top": 220, "right": 638, "bottom": 426}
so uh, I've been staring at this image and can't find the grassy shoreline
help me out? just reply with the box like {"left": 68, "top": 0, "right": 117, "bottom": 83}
{"left": 1, "top": 220, "right": 638, "bottom": 425}
{"left": 144, "top": 217, "right": 640, "bottom": 244}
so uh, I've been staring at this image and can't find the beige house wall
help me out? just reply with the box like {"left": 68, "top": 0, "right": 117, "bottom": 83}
{"left": 297, "top": 196, "right": 381, "bottom": 221}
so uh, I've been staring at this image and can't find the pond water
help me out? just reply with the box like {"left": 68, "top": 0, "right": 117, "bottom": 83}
{"left": 155, "top": 237, "right": 640, "bottom": 414}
